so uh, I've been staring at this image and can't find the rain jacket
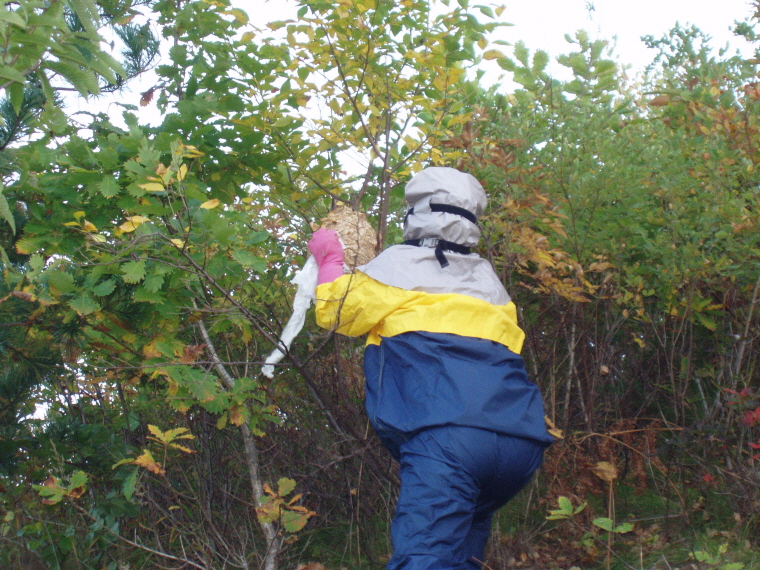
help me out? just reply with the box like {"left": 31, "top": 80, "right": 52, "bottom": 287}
{"left": 314, "top": 167, "right": 553, "bottom": 457}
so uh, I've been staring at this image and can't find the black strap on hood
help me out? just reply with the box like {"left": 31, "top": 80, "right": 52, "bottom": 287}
{"left": 403, "top": 238, "right": 471, "bottom": 268}
{"left": 403, "top": 202, "right": 477, "bottom": 268}
{"left": 404, "top": 203, "right": 479, "bottom": 226}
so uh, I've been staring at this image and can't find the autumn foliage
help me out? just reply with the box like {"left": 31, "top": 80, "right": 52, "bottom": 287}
{"left": 0, "top": 1, "right": 759, "bottom": 569}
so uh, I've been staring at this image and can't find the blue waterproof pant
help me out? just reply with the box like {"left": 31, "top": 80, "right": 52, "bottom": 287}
{"left": 387, "top": 426, "right": 545, "bottom": 570}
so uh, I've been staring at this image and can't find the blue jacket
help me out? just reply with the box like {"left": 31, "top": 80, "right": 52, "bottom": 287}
{"left": 315, "top": 269, "right": 553, "bottom": 458}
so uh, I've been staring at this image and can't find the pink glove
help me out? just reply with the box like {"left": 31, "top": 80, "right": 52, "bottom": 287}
{"left": 308, "top": 228, "right": 345, "bottom": 285}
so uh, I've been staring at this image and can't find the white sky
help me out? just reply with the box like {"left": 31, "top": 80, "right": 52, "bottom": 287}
{"left": 86, "top": 0, "right": 759, "bottom": 125}
{"left": 502, "top": 0, "right": 756, "bottom": 72}
{"left": 244, "top": 0, "right": 757, "bottom": 75}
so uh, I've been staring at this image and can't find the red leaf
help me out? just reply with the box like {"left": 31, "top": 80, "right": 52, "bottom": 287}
{"left": 741, "top": 407, "right": 760, "bottom": 427}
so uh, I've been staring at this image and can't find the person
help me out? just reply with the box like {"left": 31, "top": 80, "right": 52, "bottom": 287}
{"left": 307, "top": 167, "right": 554, "bottom": 570}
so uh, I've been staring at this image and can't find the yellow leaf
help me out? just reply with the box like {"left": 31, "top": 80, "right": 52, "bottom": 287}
{"left": 119, "top": 216, "right": 150, "bottom": 233}
{"left": 73, "top": 211, "right": 86, "bottom": 220}
{"left": 222, "top": 8, "right": 248, "bottom": 23}
{"left": 169, "top": 443, "right": 196, "bottom": 454}
{"left": 147, "top": 424, "right": 165, "bottom": 441}
{"left": 483, "top": 49, "right": 505, "bottom": 60}
{"left": 138, "top": 182, "right": 165, "bottom": 192}
{"left": 177, "top": 164, "right": 188, "bottom": 181}
{"left": 591, "top": 461, "right": 618, "bottom": 482}
{"left": 544, "top": 416, "right": 564, "bottom": 439}
{"left": 114, "top": 13, "right": 136, "bottom": 24}
{"left": 181, "top": 145, "right": 205, "bottom": 158}
{"left": 548, "top": 428, "right": 564, "bottom": 439}
{"left": 164, "top": 427, "right": 195, "bottom": 441}
{"left": 82, "top": 220, "right": 97, "bottom": 232}
{"left": 496, "top": 4, "right": 506, "bottom": 16}
{"left": 133, "top": 450, "right": 165, "bottom": 475}
{"left": 143, "top": 342, "right": 162, "bottom": 358}
{"left": 241, "top": 31, "right": 255, "bottom": 42}
{"left": 477, "top": 38, "right": 488, "bottom": 50}
{"left": 170, "top": 238, "right": 185, "bottom": 247}
{"left": 63, "top": 221, "right": 80, "bottom": 227}
{"left": 200, "top": 199, "right": 220, "bottom": 209}
{"left": 229, "top": 404, "right": 246, "bottom": 426}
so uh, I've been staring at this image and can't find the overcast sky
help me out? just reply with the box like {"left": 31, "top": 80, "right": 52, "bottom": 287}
{"left": 500, "top": 0, "right": 756, "bottom": 71}
{"left": 92, "top": 1, "right": 759, "bottom": 124}
{"left": 245, "top": 0, "right": 757, "bottom": 72}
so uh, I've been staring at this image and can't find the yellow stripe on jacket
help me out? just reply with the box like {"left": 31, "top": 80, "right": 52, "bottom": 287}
{"left": 314, "top": 272, "right": 525, "bottom": 354}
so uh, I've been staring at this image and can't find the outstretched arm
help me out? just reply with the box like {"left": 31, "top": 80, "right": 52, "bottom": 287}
{"left": 308, "top": 228, "right": 345, "bottom": 285}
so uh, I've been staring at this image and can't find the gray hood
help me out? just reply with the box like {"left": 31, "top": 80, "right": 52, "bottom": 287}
{"left": 359, "top": 167, "right": 510, "bottom": 306}
{"left": 403, "top": 166, "right": 486, "bottom": 247}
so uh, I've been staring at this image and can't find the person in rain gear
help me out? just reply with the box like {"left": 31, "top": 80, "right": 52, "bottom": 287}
{"left": 308, "top": 166, "right": 554, "bottom": 570}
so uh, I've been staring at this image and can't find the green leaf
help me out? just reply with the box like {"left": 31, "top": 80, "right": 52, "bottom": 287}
{"left": 121, "top": 260, "right": 146, "bottom": 283}
{"left": 70, "top": 292, "right": 101, "bottom": 315}
{"left": 477, "top": 5, "right": 494, "bottom": 18}
{"left": 45, "top": 61, "right": 100, "bottom": 97}
{"left": 0, "top": 7, "right": 27, "bottom": 29}
{"left": 98, "top": 175, "right": 121, "bottom": 198}
{"left": 48, "top": 270, "right": 77, "bottom": 294}
{"left": 143, "top": 273, "right": 164, "bottom": 293}
{"left": 557, "top": 495, "right": 573, "bottom": 515}
{"left": 614, "top": 522, "right": 634, "bottom": 533}
{"left": 532, "top": 50, "right": 549, "bottom": 73}
{"left": 28, "top": 254, "right": 45, "bottom": 276}
{"left": 513, "top": 41, "right": 529, "bottom": 66}
{"left": 281, "top": 509, "right": 310, "bottom": 533}
{"left": 0, "top": 186, "right": 15, "bottom": 234}
{"left": 123, "top": 468, "right": 138, "bottom": 500}
{"left": 694, "top": 311, "right": 717, "bottom": 331}
{"left": 231, "top": 250, "right": 267, "bottom": 272}
{"left": 694, "top": 551, "right": 717, "bottom": 564}
{"left": 592, "top": 517, "right": 614, "bottom": 532}
{"left": 8, "top": 81, "right": 24, "bottom": 113}
{"left": 92, "top": 279, "right": 116, "bottom": 296}
{"left": 0, "top": 65, "right": 27, "bottom": 86}
{"left": 92, "top": 49, "right": 126, "bottom": 82}
{"left": 154, "top": 340, "right": 177, "bottom": 358}
{"left": 245, "top": 231, "right": 269, "bottom": 245}
{"left": 133, "top": 285, "right": 165, "bottom": 304}
{"left": 70, "top": 0, "right": 100, "bottom": 35}
{"left": 69, "top": 471, "right": 88, "bottom": 489}
{"left": 277, "top": 477, "right": 296, "bottom": 496}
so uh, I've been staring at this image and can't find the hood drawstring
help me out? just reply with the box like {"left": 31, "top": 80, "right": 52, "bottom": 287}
{"left": 404, "top": 203, "right": 478, "bottom": 268}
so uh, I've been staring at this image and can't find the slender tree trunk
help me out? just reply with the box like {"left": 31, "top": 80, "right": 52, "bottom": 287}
{"left": 197, "top": 319, "right": 282, "bottom": 570}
